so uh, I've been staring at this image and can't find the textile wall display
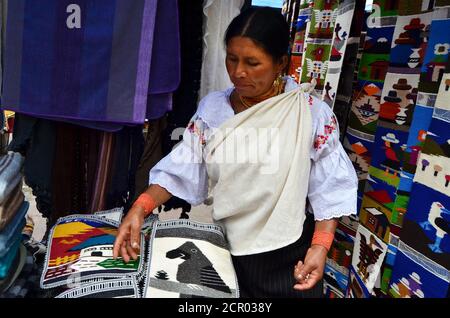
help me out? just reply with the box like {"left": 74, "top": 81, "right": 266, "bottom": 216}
{"left": 320, "top": 0, "right": 356, "bottom": 108}
{"left": 388, "top": 246, "right": 448, "bottom": 298}
{"left": 283, "top": 0, "right": 450, "bottom": 298}
{"left": 322, "top": 3, "right": 365, "bottom": 297}
{"left": 300, "top": 0, "right": 339, "bottom": 93}
{"left": 357, "top": 1, "right": 450, "bottom": 297}
{"left": 321, "top": 0, "right": 399, "bottom": 298}
{"left": 344, "top": 0, "right": 398, "bottom": 196}
{"left": 287, "top": 0, "right": 310, "bottom": 83}
{"left": 323, "top": 226, "right": 355, "bottom": 298}
{"left": 288, "top": 0, "right": 357, "bottom": 108}
{"left": 332, "top": 0, "right": 366, "bottom": 140}
{"left": 388, "top": 115, "right": 450, "bottom": 297}
{"left": 143, "top": 220, "right": 239, "bottom": 298}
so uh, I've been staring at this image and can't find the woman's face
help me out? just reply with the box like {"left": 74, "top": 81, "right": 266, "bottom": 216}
{"left": 226, "top": 36, "right": 287, "bottom": 98}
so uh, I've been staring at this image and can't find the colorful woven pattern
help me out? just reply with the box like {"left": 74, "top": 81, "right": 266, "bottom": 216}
{"left": 41, "top": 214, "right": 144, "bottom": 289}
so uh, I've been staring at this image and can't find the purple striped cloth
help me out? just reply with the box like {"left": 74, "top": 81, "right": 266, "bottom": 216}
{"left": 2, "top": 0, "right": 157, "bottom": 125}
{"left": 146, "top": 0, "right": 181, "bottom": 120}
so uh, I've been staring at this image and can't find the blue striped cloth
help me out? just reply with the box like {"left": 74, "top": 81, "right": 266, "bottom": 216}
{"left": 2, "top": 0, "right": 157, "bottom": 125}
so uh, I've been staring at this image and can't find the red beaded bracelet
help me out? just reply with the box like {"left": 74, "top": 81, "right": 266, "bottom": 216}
{"left": 133, "top": 193, "right": 157, "bottom": 217}
{"left": 311, "top": 231, "right": 334, "bottom": 252}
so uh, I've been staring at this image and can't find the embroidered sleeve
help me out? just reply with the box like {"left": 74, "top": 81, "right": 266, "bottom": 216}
{"left": 187, "top": 114, "right": 207, "bottom": 147}
{"left": 313, "top": 111, "right": 339, "bottom": 155}
{"left": 149, "top": 113, "right": 209, "bottom": 205}
{"left": 307, "top": 99, "right": 358, "bottom": 221}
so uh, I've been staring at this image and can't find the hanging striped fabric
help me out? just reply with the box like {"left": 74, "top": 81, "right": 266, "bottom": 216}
{"left": 2, "top": 0, "right": 157, "bottom": 125}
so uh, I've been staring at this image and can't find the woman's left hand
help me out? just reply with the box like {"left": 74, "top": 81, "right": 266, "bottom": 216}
{"left": 293, "top": 245, "right": 328, "bottom": 291}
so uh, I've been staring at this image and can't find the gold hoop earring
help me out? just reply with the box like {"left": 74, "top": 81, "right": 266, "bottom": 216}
{"left": 273, "top": 74, "right": 283, "bottom": 92}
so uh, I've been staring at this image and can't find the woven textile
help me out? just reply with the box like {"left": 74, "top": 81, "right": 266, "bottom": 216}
{"left": 40, "top": 214, "right": 144, "bottom": 289}
{"left": 93, "top": 207, "right": 124, "bottom": 224}
{"left": 0, "top": 244, "right": 42, "bottom": 298}
{"left": 0, "top": 152, "right": 24, "bottom": 205}
{"left": 0, "top": 237, "right": 21, "bottom": 279}
{"left": 0, "top": 201, "right": 28, "bottom": 259}
{"left": 55, "top": 277, "right": 139, "bottom": 298}
{"left": 2, "top": 0, "right": 157, "bottom": 125}
{"left": 0, "top": 243, "right": 27, "bottom": 294}
{"left": 0, "top": 181, "right": 24, "bottom": 231}
{"left": 351, "top": 1, "right": 450, "bottom": 297}
{"left": 143, "top": 219, "right": 239, "bottom": 298}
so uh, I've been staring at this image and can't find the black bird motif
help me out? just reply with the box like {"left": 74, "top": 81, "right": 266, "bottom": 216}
{"left": 166, "top": 241, "right": 232, "bottom": 294}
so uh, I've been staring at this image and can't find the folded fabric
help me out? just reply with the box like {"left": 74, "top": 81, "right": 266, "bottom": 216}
{"left": 0, "top": 245, "right": 39, "bottom": 298}
{"left": 93, "top": 207, "right": 124, "bottom": 223}
{"left": 143, "top": 219, "right": 239, "bottom": 298}
{"left": 0, "top": 244, "right": 26, "bottom": 293}
{"left": 41, "top": 214, "right": 144, "bottom": 289}
{"left": 0, "top": 181, "right": 24, "bottom": 231}
{"left": 146, "top": 93, "right": 173, "bottom": 121}
{"left": 0, "top": 201, "right": 29, "bottom": 259}
{"left": 3, "top": 0, "right": 157, "bottom": 125}
{"left": 0, "top": 236, "right": 21, "bottom": 279}
{"left": 0, "top": 152, "right": 24, "bottom": 205}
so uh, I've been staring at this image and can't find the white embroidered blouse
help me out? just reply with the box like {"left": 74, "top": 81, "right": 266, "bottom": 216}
{"left": 149, "top": 78, "right": 358, "bottom": 222}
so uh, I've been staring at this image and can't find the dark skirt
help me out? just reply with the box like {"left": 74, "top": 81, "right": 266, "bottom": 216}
{"left": 231, "top": 213, "right": 323, "bottom": 298}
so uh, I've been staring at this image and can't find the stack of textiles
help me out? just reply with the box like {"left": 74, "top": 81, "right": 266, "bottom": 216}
{"left": 39, "top": 208, "right": 239, "bottom": 298}
{"left": 0, "top": 152, "right": 30, "bottom": 295}
{"left": 0, "top": 243, "right": 41, "bottom": 298}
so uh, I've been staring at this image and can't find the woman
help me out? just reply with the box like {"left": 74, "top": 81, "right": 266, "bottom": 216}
{"left": 113, "top": 7, "right": 357, "bottom": 298}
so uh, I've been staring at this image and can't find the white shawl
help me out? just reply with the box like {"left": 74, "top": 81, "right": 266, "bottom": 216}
{"left": 205, "top": 87, "right": 313, "bottom": 256}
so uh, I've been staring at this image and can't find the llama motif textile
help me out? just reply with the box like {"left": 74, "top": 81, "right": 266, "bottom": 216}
{"left": 40, "top": 214, "right": 144, "bottom": 289}
{"left": 143, "top": 220, "right": 239, "bottom": 298}
{"left": 2, "top": 0, "right": 156, "bottom": 125}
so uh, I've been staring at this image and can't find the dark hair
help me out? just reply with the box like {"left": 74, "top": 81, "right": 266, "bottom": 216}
{"left": 224, "top": 7, "right": 290, "bottom": 63}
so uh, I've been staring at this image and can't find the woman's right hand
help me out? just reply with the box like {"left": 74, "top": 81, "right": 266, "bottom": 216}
{"left": 113, "top": 205, "right": 146, "bottom": 263}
